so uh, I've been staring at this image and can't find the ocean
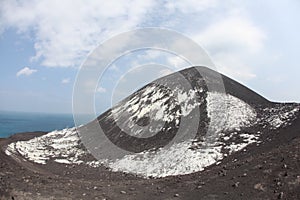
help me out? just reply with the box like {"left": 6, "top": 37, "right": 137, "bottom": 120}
{"left": 0, "top": 110, "right": 75, "bottom": 138}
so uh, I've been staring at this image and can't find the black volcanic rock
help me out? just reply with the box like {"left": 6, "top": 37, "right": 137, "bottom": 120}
{"left": 1, "top": 66, "right": 300, "bottom": 199}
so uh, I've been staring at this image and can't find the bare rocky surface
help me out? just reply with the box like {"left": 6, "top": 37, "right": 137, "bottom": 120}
{"left": 1, "top": 121, "right": 300, "bottom": 200}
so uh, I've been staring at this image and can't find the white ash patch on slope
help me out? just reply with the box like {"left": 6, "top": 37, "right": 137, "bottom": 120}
{"left": 207, "top": 92, "right": 257, "bottom": 133}
{"left": 109, "top": 85, "right": 202, "bottom": 137}
{"left": 107, "top": 141, "right": 223, "bottom": 178}
{"left": 111, "top": 85, "right": 200, "bottom": 122}
{"left": 111, "top": 85, "right": 175, "bottom": 123}
{"left": 102, "top": 132, "right": 260, "bottom": 178}
{"left": 177, "top": 89, "right": 200, "bottom": 116}
{"left": 223, "top": 133, "right": 260, "bottom": 154}
{"left": 4, "top": 144, "right": 14, "bottom": 156}
{"left": 4, "top": 92, "right": 261, "bottom": 178}
{"left": 5, "top": 128, "right": 85, "bottom": 165}
{"left": 96, "top": 92, "right": 259, "bottom": 178}
{"left": 261, "top": 105, "right": 300, "bottom": 129}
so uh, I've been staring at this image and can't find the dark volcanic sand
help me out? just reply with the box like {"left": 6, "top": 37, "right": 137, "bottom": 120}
{"left": 0, "top": 115, "right": 300, "bottom": 200}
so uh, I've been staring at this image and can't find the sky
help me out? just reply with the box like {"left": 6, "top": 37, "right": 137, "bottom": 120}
{"left": 0, "top": 0, "right": 300, "bottom": 114}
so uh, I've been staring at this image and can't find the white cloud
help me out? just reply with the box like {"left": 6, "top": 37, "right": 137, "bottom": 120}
{"left": 195, "top": 17, "right": 266, "bottom": 54}
{"left": 214, "top": 56, "right": 257, "bottom": 81}
{"left": 192, "top": 16, "right": 266, "bottom": 82}
{"left": 159, "top": 69, "right": 173, "bottom": 76}
{"left": 97, "top": 86, "right": 106, "bottom": 93}
{"left": 1, "top": 0, "right": 266, "bottom": 84}
{"left": 16, "top": 67, "right": 37, "bottom": 77}
{"left": 165, "top": 0, "right": 219, "bottom": 14}
{"left": 61, "top": 78, "right": 70, "bottom": 84}
{"left": 0, "top": 0, "right": 156, "bottom": 68}
{"left": 108, "top": 64, "right": 120, "bottom": 72}
{"left": 167, "top": 56, "right": 188, "bottom": 69}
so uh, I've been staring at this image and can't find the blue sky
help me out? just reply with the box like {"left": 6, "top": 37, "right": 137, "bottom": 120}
{"left": 0, "top": 0, "right": 300, "bottom": 114}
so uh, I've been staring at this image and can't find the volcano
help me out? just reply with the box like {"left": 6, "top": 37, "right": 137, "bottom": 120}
{"left": 1, "top": 66, "right": 300, "bottom": 199}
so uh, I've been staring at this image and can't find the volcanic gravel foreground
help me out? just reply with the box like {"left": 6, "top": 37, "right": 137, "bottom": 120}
{"left": 1, "top": 67, "right": 300, "bottom": 200}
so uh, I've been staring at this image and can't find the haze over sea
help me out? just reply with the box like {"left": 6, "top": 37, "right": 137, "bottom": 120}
{"left": 0, "top": 110, "right": 75, "bottom": 138}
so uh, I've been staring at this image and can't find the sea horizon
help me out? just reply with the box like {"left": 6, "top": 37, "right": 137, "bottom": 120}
{"left": 0, "top": 110, "right": 75, "bottom": 138}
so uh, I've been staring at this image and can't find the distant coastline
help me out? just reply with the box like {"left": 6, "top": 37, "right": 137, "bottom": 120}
{"left": 0, "top": 110, "right": 75, "bottom": 138}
